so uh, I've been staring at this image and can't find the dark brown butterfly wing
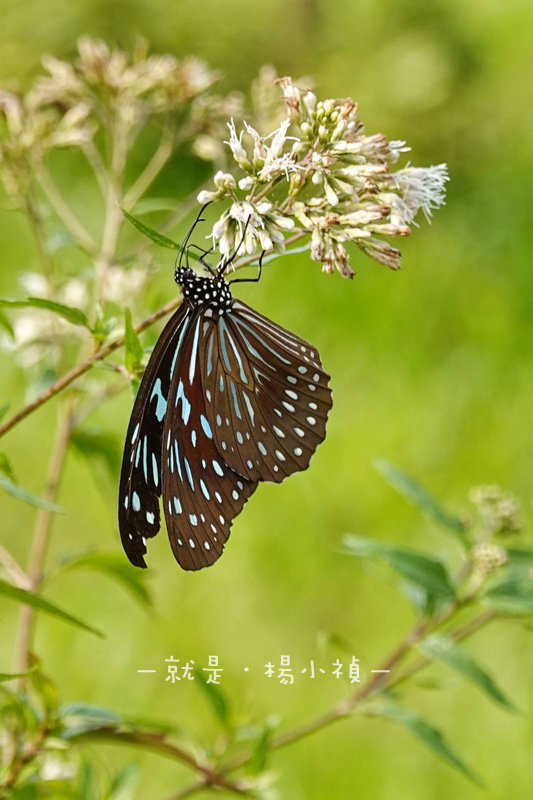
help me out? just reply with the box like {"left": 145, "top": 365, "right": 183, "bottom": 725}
{"left": 161, "top": 311, "right": 258, "bottom": 570}
{"left": 118, "top": 303, "right": 192, "bottom": 567}
{"left": 200, "top": 299, "right": 332, "bottom": 483}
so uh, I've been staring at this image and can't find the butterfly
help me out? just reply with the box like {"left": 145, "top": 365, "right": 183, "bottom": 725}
{"left": 119, "top": 205, "right": 333, "bottom": 570}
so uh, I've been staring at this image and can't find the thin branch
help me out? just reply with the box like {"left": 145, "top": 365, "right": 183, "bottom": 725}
{"left": 0, "top": 233, "right": 308, "bottom": 441}
{"left": 0, "top": 544, "right": 31, "bottom": 590}
{"left": 81, "top": 141, "right": 109, "bottom": 195}
{"left": 123, "top": 126, "right": 175, "bottom": 211}
{"left": 12, "top": 399, "right": 76, "bottom": 677}
{"left": 35, "top": 165, "right": 98, "bottom": 255}
{"left": 77, "top": 727, "right": 252, "bottom": 796}
{"left": 170, "top": 606, "right": 499, "bottom": 799}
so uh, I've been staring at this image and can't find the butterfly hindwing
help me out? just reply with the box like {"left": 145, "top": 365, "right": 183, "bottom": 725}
{"left": 118, "top": 304, "right": 192, "bottom": 567}
{"left": 200, "top": 300, "right": 332, "bottom": 483}
{"left": 162, "top": 310, "right": 258, "bottom": 570}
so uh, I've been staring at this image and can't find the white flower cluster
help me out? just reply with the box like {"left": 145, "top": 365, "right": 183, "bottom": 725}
{"left": 200, "top": 76, "right": 449, "bottom": 277}
{"left": 0, "top": 38, "right": 225, "bottom": 199}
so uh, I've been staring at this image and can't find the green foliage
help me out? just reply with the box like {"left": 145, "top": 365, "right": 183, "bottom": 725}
{"left": 58, "top": 552, "right": 152, "bottom": 608}
{"left": 0, "top": 473, "right": 64, "bottom": 512}
{"left": 374, "top": 459, "right": 467, "bottom": 539}
{"left": 367, "top": 703, "right": 480, "bottom": 784}
{"left": 123, "top": 308, "right": 144, "bottom": 376}
{"left": 0, "top": 297, "right": 92, "bottom": 330}
{"left": 70, "top": 428, "right": 122, "bottom": 477}
{"left": 342, "top": 534, "right": 455, "bottom": 603}
{"left": 193, "top": 668, "right": 231, "bottom": 730}
{"left": 0, "top": 578, "right": 103, "bottom": 637}
{"left": 122, "top": 210, "right": 180, "bottom": 250}
{"left": 419, "top": 634, "right": 516, "bottom": 711}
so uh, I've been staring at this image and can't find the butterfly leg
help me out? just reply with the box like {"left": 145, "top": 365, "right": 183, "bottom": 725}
{"left": 229, "top": 249, "right": 265, "bottom": 284}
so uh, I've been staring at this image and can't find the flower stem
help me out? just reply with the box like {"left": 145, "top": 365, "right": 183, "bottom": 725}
{"left": 12, "top": 398, "right": 76, "bottom": 678}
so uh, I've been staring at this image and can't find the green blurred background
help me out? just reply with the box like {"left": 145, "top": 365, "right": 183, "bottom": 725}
{"left": 1, "top": 0, "right": 533, "bottom": 797}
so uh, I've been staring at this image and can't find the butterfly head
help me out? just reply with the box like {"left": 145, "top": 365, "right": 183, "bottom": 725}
{"left": 175, "top": 266, "right": 233, "bottom": 316}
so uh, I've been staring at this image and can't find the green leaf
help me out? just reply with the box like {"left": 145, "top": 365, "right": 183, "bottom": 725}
{"left": 107, "top": 763, "right": 141, "bottom": 800}
{"left": 0, "top": 296, "right": 92, "bottom": 330}
{"left": 247, "top": 723, "right": 274, "bottom": 775}
{"left": 483, "top": 578, "right": 533, "bottom": 615}
{"left": 0, "top": 667, "right": 36, "bottom": 682}
{"left": 124, "top": 308, "right": 144, "bottom": 374}
{"left": 374, "top": 459, "right": 466, "bottom": 538}
{"left": 59, "top": 552, "right": 151, "bottom": 608}
{"left": 420, "top": 634, "right": 516, "bottom": 711}
{"left": 369, "top": 703, "right": 480, "bottom": 784}
{"left": 0, "top": 452, "right": 16, "bottom": 482}
{"left": 0, "top": 403, "right": 9, "bottom": 423}
{"left": 61, "top": 703, "right": 121, "bottom": 723}
{"left": 194, "top": 668, "right": 230, "bottom": 729}
{"left": 77, "top": 761, "right": 98, "bottom": 800}
{"left": 70, "top": 429, "right": 122, "bottom": 477}
{"left": 122, "top": 209, "right": 180, "bottom": 250}
{"left": 0, "top": 308, "right": 14, "bottom": 338}
{"left": 342, "top": 535, "right": 455, "bottom": 600}
{"left": 132, "top": 197, "right": 178, "bottom": 215}
{"left": 0, "top": 578, "right": 103, "bottom": 637}
{"left": 0, "top": 473, "right": 64, "bottom": 512}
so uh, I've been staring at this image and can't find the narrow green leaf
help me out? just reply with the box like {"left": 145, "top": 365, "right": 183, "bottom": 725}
{"left": 0, "top": 578, "right": 103, "bottom": 638}
{"left": 59, "top": 552, "right": 151, "bottom": 607}
{"left": 132, "top": 197, "right": 178, "bottom": 215}
{"left": 108, "top": 763, "right": 141, "bottom": 800}
{"left": 0, "top": 667, "right": 36, "bottom": 682}
{"left": 0, "top": 296, "right": 92, "bottom": 330}
{"left": 77, "top": 761, "right": 98, "bottom": 800}
{"left": 0, "top": 403, "right": 9, "bottom": 423}
{"left": 122, "top": 209, "right": 180, "bottom": 250}
{"left": 0, "top": 453, "right": 16, "bottom": 482}
{"left": 0, "top": 473, "right": 64, "bottom": 512}
{"left": 483, "top": 578, "right": 533, "bottom": 615}
{"left": 0, "top": 308, "right": 14, "bottom": 338}
{"left": 124, "top": 308, "right": 144, "bottom": 374}
{"left": 61, "top": 703, "right": 121, "bottom": 723}
{"left": 374, "top": 459, "right": 466, "bottom": 537}
{"left": 71, "top": 429, "right": 122, "bottom": 477}
{"left": 343, "top": 535, "right": 455, "bottom": 600}
{"left": 369, "top": 703, "right": 480, "bottom": 784}
{"left": 247, "top": 724, "right": 274, "bottom": 775}
{"left": 194, "top": 668, "right": 230, "bottom": 729}
{"left": 420, "top": 634, "right": 516, "bottom": 711}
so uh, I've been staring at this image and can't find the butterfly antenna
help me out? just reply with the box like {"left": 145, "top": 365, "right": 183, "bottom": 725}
{"left": 186, "top": 243, "right": 217, "bottom": 276}
{"left": 175, "top": 202, "right": 212, "bottom": 276}
{"left": 218, "top": 216, "right": 252, "bottom": 276}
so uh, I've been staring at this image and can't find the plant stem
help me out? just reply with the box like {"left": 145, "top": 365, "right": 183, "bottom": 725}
{"left": 123, "top": 125, "right": 174, "bottom": 211}
{"left": 0, "top": 544, "right": 30, "bottom": 589}
{"left": 168, "top": 608, "right": 498, "bottom": 799}
{"left": 77, "top": 726, "right": 252, "bottom": 796}
{"left": 12, "top": 399, "right": 76, "bottom": 677}
{"left": 35, "top": 165, "right": 97, "bottom": 255}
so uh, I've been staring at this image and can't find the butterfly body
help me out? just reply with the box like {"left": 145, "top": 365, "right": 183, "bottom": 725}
{"left": 119, "top": 216, "right": 333, "bottom": 571}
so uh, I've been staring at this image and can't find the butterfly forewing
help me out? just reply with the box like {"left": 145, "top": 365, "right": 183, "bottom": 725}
{"left": 162, "top": 311, "right": 258, "bottom": 570}
{"left": 119, "top": 304, "right": 192, "bottom": 567}
{"left": 200, "top": 299, "right": 333, "bottom": 484}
